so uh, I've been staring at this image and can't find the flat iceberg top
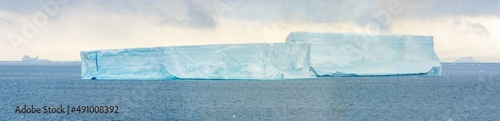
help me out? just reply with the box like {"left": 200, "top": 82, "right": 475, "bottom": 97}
{"left": 286, "top": 32, "right": 435, "bottom": 45}
{"left": 286, "top": 32, "right": 442, "bottom": 76}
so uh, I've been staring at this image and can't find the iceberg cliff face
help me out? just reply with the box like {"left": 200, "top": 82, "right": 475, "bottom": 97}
{"left": 81, "top": 47, "right": 176, "bottom": 80}
{"left": 285, "top": 32, "right": 442, "bottom": 76}
{"left": 81, "top": 43, "right": 315, "bottom": 80}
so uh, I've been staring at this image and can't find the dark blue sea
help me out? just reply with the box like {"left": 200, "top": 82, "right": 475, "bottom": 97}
{"left": 0, "top": 62, "right": 499, "bottom": 120}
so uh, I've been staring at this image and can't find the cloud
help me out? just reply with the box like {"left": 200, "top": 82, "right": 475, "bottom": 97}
{"left": 170, "top": 0, "right": 216, "bottom": 28}
{"left": 389, "top": 16, "right": 500, "bottom": 62}
{"left": 465, "top": 22, "right": 491, "bottom": 36}
{"left": 0, "top": 0, "right": 39, "bottom": 13}
{"left": 0, "top": 17, "right": 12, "bottom": 26}
{"left": 428, "top": 0, "right": 500, "bottom": 16}
{"left": 67, "top": 0, "right": 219, "bottom": 28}
{"left": 2, "top": 0, "right": 499, "bottom": 28}
{"left": 0, "top": 0, "right": 499, "bottom": 61}
{"left": 391, "top": 0, "right": 500, "bottom": 19}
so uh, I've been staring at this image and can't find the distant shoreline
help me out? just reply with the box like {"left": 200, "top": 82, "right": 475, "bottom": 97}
{"left": 0, "top": 61, "right": 80, "bottom": 62}
{"left": 0, "top": 61, "right": 80, "bottom": 65}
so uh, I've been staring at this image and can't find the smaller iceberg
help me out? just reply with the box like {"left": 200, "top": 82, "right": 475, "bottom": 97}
{"left": 454, "top": 56, "right": 479, "bottom": 63}
{"left": 285, "top": 32, "right": 442, "bottom": 76}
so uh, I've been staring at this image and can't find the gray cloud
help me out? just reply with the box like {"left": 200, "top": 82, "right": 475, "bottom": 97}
{"left": 1, "top": 0, "right": 499, "bottom": 61}
{"left": 209, "top": 0, "right": 500, "bottom": 32}
{"left": 177, "top": 0, "right": 216, "bottom": 28}
{"left": 0, "top": 0, "right": 38, "bottom": 13}
{"left": 466, "top": 22, "right": 491, "bottom": 36}
{"left": 427, "top": 0, "right": 500, "bottom": 16}
{"left": 0, "top": 0, "right": 217, "bottom": 28}
{"left": 0, "top": 18, "right": 13, "bottom": 26}
{"left": 2, "top": 0, "right": 499, "bottom": 29}
{"left": 89, "top": 0, "right": 216, "bottom": 28}
{"left": 219, "top": 0, "right": 380, "bottom": 24}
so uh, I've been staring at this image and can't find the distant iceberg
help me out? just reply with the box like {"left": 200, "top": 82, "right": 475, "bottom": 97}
{"left": 454, "top": 56, "right": 479, "bottom": 63}
{"left": 81, "top": 32, "right": 442, "bottom": 80}
{"left": 22, "top": 55, "right": 51, "bottom": 62}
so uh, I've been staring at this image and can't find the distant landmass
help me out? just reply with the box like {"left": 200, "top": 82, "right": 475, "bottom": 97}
{"left": 455, "top": 56, "right": 479, "bottom": 63}
{"left": 0, "top": 55, "right": 79, "bottom": 65}
{"left": 22, "top": 55, "right": 51, "bottom": 62}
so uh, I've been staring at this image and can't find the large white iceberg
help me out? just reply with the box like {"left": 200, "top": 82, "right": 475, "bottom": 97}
{"left": 285, "top": 32, "right": 442, "bottom": 76}
{"left": 81, "top": 32, "right": 442, "bottom": 80}
{"left": 81, "top": 43, "right": 315, "bottom": 80}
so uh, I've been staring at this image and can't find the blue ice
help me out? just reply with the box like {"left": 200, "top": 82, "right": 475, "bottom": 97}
{"left": 81, "top": 32, "right": 442, "bottom": 80}
{"left": 81, "top": 43, "right": 315, "bottom": 80}
{"left": 285, "top": 32, "right": 442, "bottom": 77}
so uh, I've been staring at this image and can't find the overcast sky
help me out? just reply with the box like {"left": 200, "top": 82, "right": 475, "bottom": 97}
{"left": 0, "top": 0, "right": 499, "bottom": 62}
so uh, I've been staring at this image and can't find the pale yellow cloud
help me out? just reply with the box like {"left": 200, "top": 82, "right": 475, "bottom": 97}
{"left": 389, "top": 16, "right": 500, "bottom": 62}
{"left": 1, "top": 0, "right": 499, "bottom": 62}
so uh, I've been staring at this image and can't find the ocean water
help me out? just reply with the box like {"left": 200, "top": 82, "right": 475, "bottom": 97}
{"left": 0, "top": 63, "right": 499, "bottom": 120}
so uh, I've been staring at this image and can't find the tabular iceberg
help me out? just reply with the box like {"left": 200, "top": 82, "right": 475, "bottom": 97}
{"left": 285, "top": 32, "right": 442, "bottom": 76}
{"left": 81, "top": 43, "right": 315, "bottom": 80}
{"left": 81, "top": 32, "right": 442, "bottom": 80}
